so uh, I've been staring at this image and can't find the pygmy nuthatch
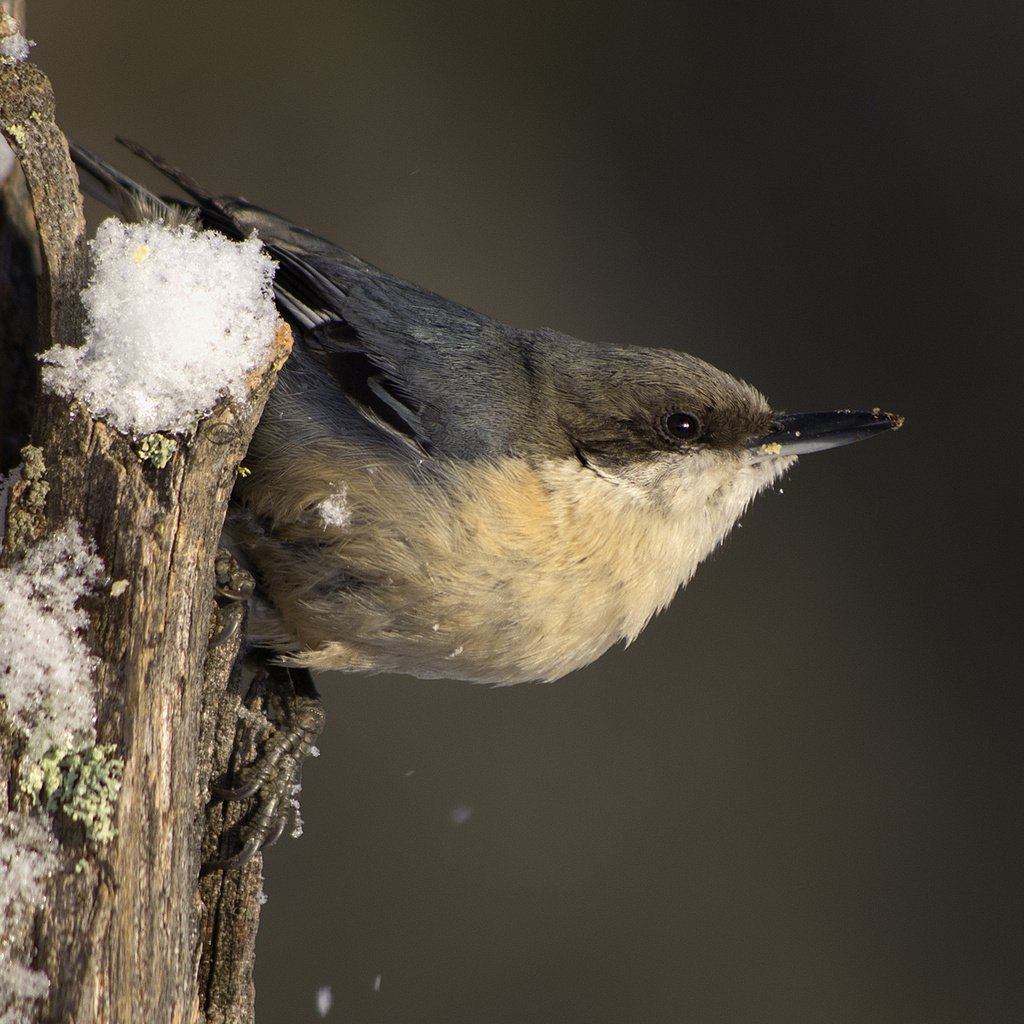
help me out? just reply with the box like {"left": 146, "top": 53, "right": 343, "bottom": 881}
{"left": 71, "top": 141, "right": 903, "bottom": 686}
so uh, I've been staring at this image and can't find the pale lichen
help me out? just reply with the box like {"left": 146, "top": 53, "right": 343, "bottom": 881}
{"left": 137, "top": 432, "right": 178, "bottom": 469}
{"left": 32, "top": 743, "right": 124, "bottom": 845}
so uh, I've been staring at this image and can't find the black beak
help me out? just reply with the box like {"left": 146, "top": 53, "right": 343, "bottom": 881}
{"left": 747, "top": 409, "right": 904, "bottom": 459}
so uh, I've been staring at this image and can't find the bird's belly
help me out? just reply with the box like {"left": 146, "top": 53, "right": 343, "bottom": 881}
{"left": 239, "top": 449, "right": 769, "bottom": 683}
{"left": 266, "top": 458, "right": 697, "bottom": 682}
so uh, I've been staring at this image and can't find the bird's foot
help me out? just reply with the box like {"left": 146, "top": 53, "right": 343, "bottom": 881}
{"left": 205, "top": 664, "right": 325, "bottom": 870}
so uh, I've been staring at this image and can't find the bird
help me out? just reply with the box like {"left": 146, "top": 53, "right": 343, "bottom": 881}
{"left": 71, "top": 138, "right": 902, "bottom": 688}
{"left": 70, "top": 139, "right": 903, "bottom": 864}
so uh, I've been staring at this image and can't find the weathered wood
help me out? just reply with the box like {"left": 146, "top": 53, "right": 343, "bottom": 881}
{"left": 196, "top": 630, "right": 274, "bottom": 1024}
{"left": 1, "top": 43, "right": 289, "bottom": 1024}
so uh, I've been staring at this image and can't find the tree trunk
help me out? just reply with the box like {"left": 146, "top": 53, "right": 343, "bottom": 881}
{"left": 1, "top": 27, "right": 286, "bottom": 1024}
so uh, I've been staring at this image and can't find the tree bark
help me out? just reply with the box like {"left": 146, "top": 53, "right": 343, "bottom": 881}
{"left": 1, "top": 30, "right": 288, "bottom": 1024}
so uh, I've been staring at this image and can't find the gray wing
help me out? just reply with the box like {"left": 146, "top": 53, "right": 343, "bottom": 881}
{"left": 255, "top": 230, "right": 554, "bottom": 459}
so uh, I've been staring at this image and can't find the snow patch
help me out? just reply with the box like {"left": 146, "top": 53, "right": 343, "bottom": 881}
{"left": 42, "top": 218, "right": 278, "bottom": 436}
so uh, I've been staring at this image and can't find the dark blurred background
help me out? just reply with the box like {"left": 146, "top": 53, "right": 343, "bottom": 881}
{"left": 33, "top": 1, "right": 1021, "bottom": 1021}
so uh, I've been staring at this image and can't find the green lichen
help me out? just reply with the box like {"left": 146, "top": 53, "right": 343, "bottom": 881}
{"left": 23, "top": 742, "right": 124, "bottom": 845}
{"left": 19, "top": 444, "right": 46, "bottom": 483}
{"left": 3, "top": 445, "right": 50, "bottom": 551}
{"left": 137, "top": 432, "right": 178, "bottom": 469}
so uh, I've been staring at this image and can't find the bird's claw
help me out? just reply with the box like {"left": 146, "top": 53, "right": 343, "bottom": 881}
{"left": 205, "top": 669, "right": 325, "bottom": 870}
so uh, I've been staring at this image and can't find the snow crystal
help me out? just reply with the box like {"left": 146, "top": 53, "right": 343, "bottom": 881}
{"left": 42, "top": 218, "right": 278, "bottom": 436}
{"left": 0, "top": 31, "right": 33, "bottom": 64}
{"left": 315, "top": 985, "right": 333, "bottom": 1017}
{"left": 0, "top": 816, "right": 58, "bottom": 1022}
{"left": 449, "top": 805, "right": 473, "bottom": 825}
{"left": 316, "top": 487, "right": 352, "bottom": 529}
{"left": 0, "top": 523, "right": 103, "bottom": 764}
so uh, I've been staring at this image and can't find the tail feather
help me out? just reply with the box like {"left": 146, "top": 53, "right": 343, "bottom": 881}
{"left": 69, "top": 142, "right": 192, "bottom": 226}
{"left": 114, "top": 137, "right": 217, "bottom": 207}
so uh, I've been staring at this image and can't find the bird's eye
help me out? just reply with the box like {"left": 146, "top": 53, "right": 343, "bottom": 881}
{"left": 662, "top": 411, "right": 702, "bottom": 443}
